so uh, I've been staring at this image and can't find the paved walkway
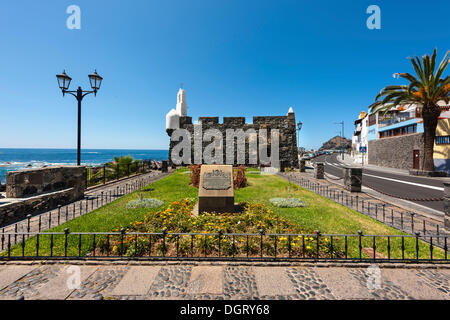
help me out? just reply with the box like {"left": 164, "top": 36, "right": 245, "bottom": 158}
{"left": 1, "top": 170, "right": 172, "bottom": 249}
{"left": 0, "top": 261, "right": 448, "bottom": 300}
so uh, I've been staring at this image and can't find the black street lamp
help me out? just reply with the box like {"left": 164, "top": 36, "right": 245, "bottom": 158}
{"left": 56, "top": 70, "right": 103, "bottom": 166}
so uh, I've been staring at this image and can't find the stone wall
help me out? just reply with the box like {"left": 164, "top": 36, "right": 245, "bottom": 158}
{"left": 167, "top": 113, "right": 299, "bottom": 169}
{"left": 0, "top": 188, "right": 76, "bottom": 226}
{"left": 368, "top": 133, "right": 424, "bottom": 170}
{"left": 6, "top": 166, "right": 86, "bottom": 199}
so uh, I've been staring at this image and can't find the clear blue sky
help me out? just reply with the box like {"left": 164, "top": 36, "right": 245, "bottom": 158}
{"left": 1, "top": 0, "right": 449, "bottom": 150}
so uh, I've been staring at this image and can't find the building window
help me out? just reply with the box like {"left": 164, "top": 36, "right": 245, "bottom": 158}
{"left": 368, "top": 114, "right": 376, "bottom": 126}
{"left": 436, "top": 136, "right": 450, "bottom": 145}
{"left": 379, "top": 124, "right": 417, "bottom": 139}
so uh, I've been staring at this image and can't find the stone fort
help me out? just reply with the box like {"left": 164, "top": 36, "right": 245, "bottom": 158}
{"left": 165, "top": 88, "right": 299, "bottom": 169}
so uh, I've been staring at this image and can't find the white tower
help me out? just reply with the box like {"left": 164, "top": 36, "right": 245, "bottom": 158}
{"left": 166, "top": 87, "right": 188, "bottom": 130}
{"left": 176, "top": 88, "right": 187, "bottom": 116}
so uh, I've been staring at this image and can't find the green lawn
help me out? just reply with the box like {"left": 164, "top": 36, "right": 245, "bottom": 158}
{"left": 2, "top": 168, "right": 445, "bottom": 260}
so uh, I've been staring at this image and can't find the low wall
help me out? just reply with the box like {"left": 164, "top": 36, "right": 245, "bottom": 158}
{"left": 368, "top": 133, "right": 424, "bottom": 170}
{"left": 6, "top": 166, "right": 86, "bottom": 199}
{"left": 0, "top": 188, "right": 77, "bottom": 226}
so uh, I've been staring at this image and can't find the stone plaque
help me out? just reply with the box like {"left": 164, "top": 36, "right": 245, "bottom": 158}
{"left": 202, "top": 170, "right": 231, "bottom": 190}
{"left": 198, "top": 165, "right": 234, "bottom": 214}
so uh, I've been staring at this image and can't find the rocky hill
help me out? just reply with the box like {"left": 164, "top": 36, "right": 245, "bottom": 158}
{"left": 319, "top": 136, "right": 352, "bottom": 151}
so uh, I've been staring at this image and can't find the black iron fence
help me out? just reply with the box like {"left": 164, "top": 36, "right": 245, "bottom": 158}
{"left": 283, "top": 173, "right": 445, "bottom": 241}
{"left": 0, "top": 230, "right": 448, "bottom": 262}
{"left": 86, "top": 159, "right": 162, "bottom": 188}
{"left": 0, "top": 174, "right": 160, "bottom": 246}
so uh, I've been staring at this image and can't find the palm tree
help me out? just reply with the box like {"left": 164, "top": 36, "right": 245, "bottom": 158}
{"left": 371, "top": 49, "right": 450, "bottom": 172}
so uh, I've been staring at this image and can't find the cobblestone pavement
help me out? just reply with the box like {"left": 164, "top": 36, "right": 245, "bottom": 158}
{"left": 0, "top": 170, "right": 171, "bottom": 249}
{"left": 0, "top": 262, "right": 448, "bottom": 300}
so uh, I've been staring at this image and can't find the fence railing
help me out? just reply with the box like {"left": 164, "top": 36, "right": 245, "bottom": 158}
{"left": 283, "top": 173, "right": 445, "bottom": 242}
{"left": 378, "top": 114, "right": 415, "bottom": 128}
{"left": 86, "top": 159, "right": 164, "bottom": 188}
{"left": 0, "top": 173, "right": 161, "bottom": 246}
{"left": 0, "top": 230, "right": 447, "bottom": 262}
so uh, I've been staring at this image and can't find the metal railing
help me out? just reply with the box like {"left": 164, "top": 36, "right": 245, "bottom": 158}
{"left": 0, "top": 229, "right": 447, "bottom": 262}
{"left": 377, "top": 114, "right": 415, "bottom": 128}
{"left": 0, "top": 174, "right": 161, "bottom": 245}
{"left": 86, "top": 159, "right": 164, "bottom": 188}
{"left": 283, "top": 173, "right": 446, "bottom": 242}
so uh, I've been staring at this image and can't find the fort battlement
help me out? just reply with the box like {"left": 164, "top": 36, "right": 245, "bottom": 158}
{"left": 167, "top": 113, "right": 298, "bottom": 169}
{"left": 165, "top": 88, "right": 298, "bottom": 168}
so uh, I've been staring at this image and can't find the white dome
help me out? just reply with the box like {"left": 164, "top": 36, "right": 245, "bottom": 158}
{"left": 166, "top": 108, "right": 180, "bottom": 130}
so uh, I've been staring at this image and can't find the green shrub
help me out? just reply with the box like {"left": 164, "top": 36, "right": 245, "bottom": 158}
{"left": 126, "top": 198, "right": 164, "bottom": 209}
{"left": 269, "top": 198, "right": 306, "bottom": 208}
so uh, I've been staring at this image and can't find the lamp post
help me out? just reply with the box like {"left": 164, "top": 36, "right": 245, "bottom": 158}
{"left": 56, "top": 70, "right": 103, "bottom": 166}
{"left": 334, "top": 121, "right": 344, "bottom": 160}
{"left": 296, "top": 121, "right": 303, "bottom": 155}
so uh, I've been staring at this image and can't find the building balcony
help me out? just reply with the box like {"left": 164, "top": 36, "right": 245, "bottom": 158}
{"left": 378, "top": 115, "right": 415, "bottom": 128}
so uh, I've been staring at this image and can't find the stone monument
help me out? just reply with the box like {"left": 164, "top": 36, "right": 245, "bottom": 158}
{"left": 198, "top": 165, "right": 234, "bottom": 214}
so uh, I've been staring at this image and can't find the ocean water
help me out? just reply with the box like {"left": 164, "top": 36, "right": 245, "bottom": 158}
{"left": 0, "top": 148, "right": 168, "bottom": 184}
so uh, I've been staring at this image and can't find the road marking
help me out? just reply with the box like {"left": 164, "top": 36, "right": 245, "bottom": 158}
{"left": 363, "top": 173, "right": 444, "bottom": 191}
{"left": 325, "top": 161, "right": 342, "bottom": 169}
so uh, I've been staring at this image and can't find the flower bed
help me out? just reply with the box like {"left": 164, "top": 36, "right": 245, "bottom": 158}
{"left": 97, "top": 199, "right": 339, "bottom": 258}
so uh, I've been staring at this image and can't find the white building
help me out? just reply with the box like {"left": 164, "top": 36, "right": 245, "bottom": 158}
{"left": 166, "top": 87, "right": 188, "bottom": 130}
{"left": 352, "top": 111, "right": 369, "bottom": 164}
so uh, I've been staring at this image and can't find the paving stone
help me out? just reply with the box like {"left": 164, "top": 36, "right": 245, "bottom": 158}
{"left": 253, "top": 267, "right": 296, "bottom": 296}
{"left": 0, "top": 263, "right": 448, "bottom": 300}
{"left": 187, "top": 266, "right": 223, "bottom": 295}
{"left": 286, "top": 267, "right": 335, "bottom": 300}
{"left": 108, "top": 266, "right": 161, "bottom": 296}
{"left": 314, "top": 267, "right": 372, "bottom": 299}
{"left": 33, "top": 266, "right": 98, "bottom": 300}
{"left": 68, "top": 266, "right": 128, "bottom": 300}
{"left": 148, "top": 266, "right": 192, "bottom": 300}
{"left": 406, "top": 269, "right": 450, "bottom": 299}
{"left": 0, "top": 265, "right": 62, "bottom": 299}
{"left": 223, "top": 266, "right": 259, "bottom": 299}
{"left": 348, "top": 268, "right": 413, "bottom": 300}
{"left": 0, "top": 266, "right": 37, "bottom": 292}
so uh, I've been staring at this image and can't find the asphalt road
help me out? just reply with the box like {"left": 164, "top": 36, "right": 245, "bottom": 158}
{"left": 311, "top": 153, "right": 445, "bottom": 212}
